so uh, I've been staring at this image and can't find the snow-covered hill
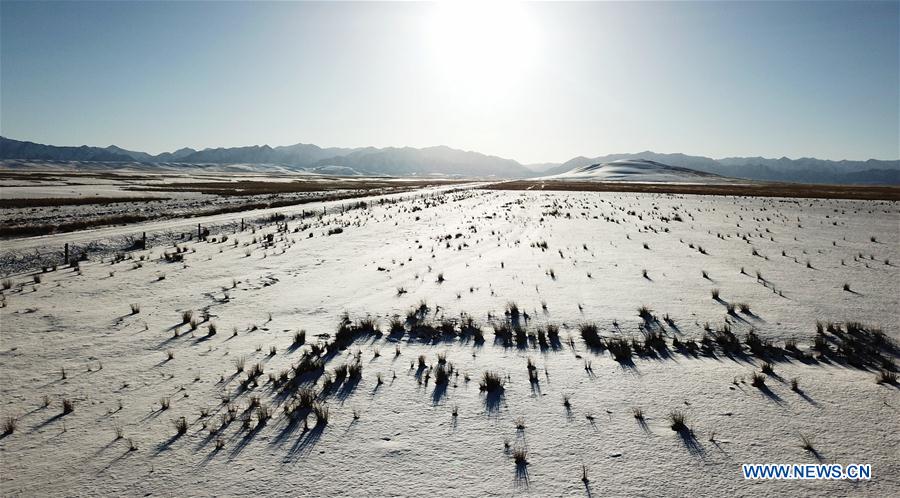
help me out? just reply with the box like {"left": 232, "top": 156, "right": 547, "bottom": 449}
{"left": 548, "top": 159, "right": 732, "bottom": 183}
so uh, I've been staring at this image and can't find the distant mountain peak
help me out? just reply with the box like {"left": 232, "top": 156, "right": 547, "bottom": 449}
{"left": 0, "top": 136, "right": 896, "bottom": 184}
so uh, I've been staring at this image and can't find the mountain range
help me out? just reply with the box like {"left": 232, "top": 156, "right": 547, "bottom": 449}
{"left": 1, "top": 136, "right": 897, "bottom": 184}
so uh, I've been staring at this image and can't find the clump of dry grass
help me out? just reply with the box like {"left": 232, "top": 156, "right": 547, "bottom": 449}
{"left": 313, "top": 402, "right": 329, "bottom": 425}
{"left": 62, "top": 398, "right": 74, "bottom": 415}
{"left": 546, "top": 324, "right": 560, "bottom": 342}
{"left": 799, "top": 432, "right": 815, "bottom": 452}
{"left": 479, "top": 371, "right": 504, "bottom": 392}
{"left": 348, "top": 361, "right": 363, "bottom": 379}
{"left": 173, "top": 416, "right": 188, "bottom": 435}
{"left": 512, "top": 446, "right": 528, "bottom": 465}
{"left": 637, "top": 305, "right": 654, "bottom": 321}
{"left": 296, "top": 388, "right": 317, "bottom": 409}
{"left": 2, "top": 416, "right": 17, "bottom": 435}
{"left": 668, "top": 409, "right": 687, "bottom": 432}
{"left": 434, "top": 363, "right": 452, "bottom": 385}
{"left": 632, "top": 407, "right": 644, "bottom": 420}
{"left": 389, "top": 317, "right": 405, "bottom": 335}
{"left": 579, "top": 323, "right": 602, "bottom": 349}
{"left": 751, "top": 372, "right": 767, "bottom": 387}
{"left": 527, "top": 357, "right": 540, "bottom": 382}
{"left": 877, "top": 369, "right": 898, "bottom": 385}
{"left": 606, "top": 337, "right": 632, "bottom": 362}
{"left": 256, "top": 405, "right": 272, "bottom": 423}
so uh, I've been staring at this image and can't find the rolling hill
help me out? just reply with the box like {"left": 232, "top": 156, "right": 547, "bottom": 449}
{"left": 1, "top": 136, "right": 897, "bottom": 184}
{"left": 547, "top": 159, "right": 732, "bottom": 183}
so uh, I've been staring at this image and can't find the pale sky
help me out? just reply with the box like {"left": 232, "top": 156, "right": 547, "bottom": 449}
{"left": 1, "top": 1, "right": 898, "bottom": 163}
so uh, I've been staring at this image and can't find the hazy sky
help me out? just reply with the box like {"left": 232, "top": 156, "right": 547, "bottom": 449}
{"left": 1, "top": 1, "right": 898, "bottom": 163}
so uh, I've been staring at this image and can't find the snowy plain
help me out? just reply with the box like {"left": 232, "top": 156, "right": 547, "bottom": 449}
{"left": 1, "top": 185, "right": 898, "bottom": 497}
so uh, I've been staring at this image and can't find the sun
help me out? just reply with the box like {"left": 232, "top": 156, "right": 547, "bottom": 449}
{"left": 426, "top": 1, "right": 542, "bottom": 97}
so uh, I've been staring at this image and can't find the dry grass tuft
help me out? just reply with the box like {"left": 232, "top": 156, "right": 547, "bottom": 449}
{"left": 479, "top": 371, "right": 504, "bottom": 392}
{"left": 668, "top": 409, "right": 687, "bottom": 431}
{"left": 512, "top": 446, "right": 528, "bottom": 465}
{"left": 173, "top": 416, "right": 188, "bottom": 435}
{"left": 313, "top": 402, "right": 329, "bottom": 425}
{"left": 2, "top": 416, "right": 17, "bottom": 435}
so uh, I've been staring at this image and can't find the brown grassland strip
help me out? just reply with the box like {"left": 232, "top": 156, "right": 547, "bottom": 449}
{"left": 0, "top": 197, "right": 170, "bottom": 209}
{"left": 0, "top": 187, "right": 424, "bottom": 238}
{"left": 0, "top": 170, "right": 159, "bottom": 181}
{"left": 482, "top": 180, "right": 900, "bottom": 201}
{"left": 126, "top": 178, "right": 465, "bottom": 196}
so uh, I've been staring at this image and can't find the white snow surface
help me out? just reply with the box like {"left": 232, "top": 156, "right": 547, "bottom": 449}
{"left": 1, "top": 187, "right": 898, "bottom": 497}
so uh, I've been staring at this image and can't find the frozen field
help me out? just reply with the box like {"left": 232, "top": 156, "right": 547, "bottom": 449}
{"left": 1, "top": 187, "right": 898, "bottom": 496}
{"left": 0, "top": 168, "right": 460, "bottom": 240}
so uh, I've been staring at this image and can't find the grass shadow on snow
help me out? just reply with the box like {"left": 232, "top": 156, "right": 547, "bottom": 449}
{"left": 514, "top": 461, "right": 529, "bottom": 488}
{"left": 675, "top": 428, "right": 705, "bottom": 457}
{"left": 753, "top": 383, "right": 785, "bottom": 405}
{"left": 482, "top": 390, "right": 504, "bottom": 415}
{"left": 285, "top": 423, "right": 325, "bottom": 460}
{"left": 226, "top": 418, "right": 268, "bottom": 459}
{"left": 431, "top": 382, "right": 448, "bottom": 405}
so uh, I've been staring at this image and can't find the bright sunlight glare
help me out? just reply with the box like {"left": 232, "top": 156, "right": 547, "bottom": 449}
{"left": 426, "top": 1, "right": 542, "bottom": 100}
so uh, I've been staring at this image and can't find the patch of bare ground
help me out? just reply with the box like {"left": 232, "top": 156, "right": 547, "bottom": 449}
{"left": 0, "top": 197, "right": 170, "bottom": 209}
{"left": 127, "top": 178, "right": 466, "bottom": 196}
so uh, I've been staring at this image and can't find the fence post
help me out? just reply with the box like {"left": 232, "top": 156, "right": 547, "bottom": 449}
{"left": 64, "top": 243, "right": 69, "bottom": 265}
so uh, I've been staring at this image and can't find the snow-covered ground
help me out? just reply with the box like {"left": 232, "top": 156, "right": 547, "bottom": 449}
{"left": 1, "top": 187, "right": 898, "bottom": 496}
{"left": 0, "top": 169, "right": 457, "bottom": 240}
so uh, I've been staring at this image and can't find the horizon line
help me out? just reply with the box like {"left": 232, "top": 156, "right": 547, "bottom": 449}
{"left": 2, "top": 135, "right": 898, "bottom": 165}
